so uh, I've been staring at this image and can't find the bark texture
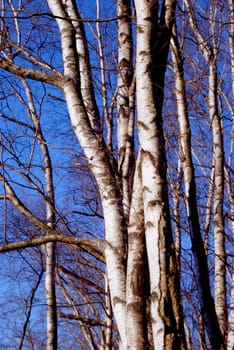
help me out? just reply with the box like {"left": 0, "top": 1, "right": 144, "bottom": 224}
{"left": 0, "top": 1, "right": 231, "bottom": 349}
{"left": 134, "top": 1, "right": 186, "bottom": 348}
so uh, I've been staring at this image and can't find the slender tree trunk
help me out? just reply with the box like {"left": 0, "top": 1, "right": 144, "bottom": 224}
{"left": 65, "top": 0, "right": 101, "bottom": 135}
{"left": 204, "top": 166, "right": 214, "bottom": 255}
{"left": 173, "top": 158, "right": 183, "bottom": 273}
{"left": 126, "top": 154, "right": 148, "bottom": 349}
{"left": 45, "top": 242, "right": 57, "bottom": 350}
{"left": 227, "top": 1, "right": 234, "bottom": 348}
{"left": 184, "top": 322, "right": 192, "bottom": 350}
{"left": 170, "top": 22, "right": 224, "bottom": 349}
{"left": 103, "top": 280, "right": 112, "bottom": 350}
{"left": 21, "top": 79, "right": 57, "bottom": 350}
{"left": 134, "top": 1, "right": 186, "bottom": 348}
{"left": 47, "top": 2, "right": 128, "bottom": 347}
{"left": 229, "top": 0, "right": 234, "bottom": 95}
{"left": 209, "top": 54, "right": 227, "bottom": 342}
{"left": 117, "top": 0, "right": 135, "bottom": 221}
{"left": 228, "top": 273, "right": 234, "bottom": 350}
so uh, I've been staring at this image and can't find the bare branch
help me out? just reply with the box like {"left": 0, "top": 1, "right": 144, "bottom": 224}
{"left": 58, "top": 312, "right": 111, "bottom": 328}
{"left": 0, "top": 234, "right": 104, "bottom": 256}
{"left": 2, "top": 12, "right": 129, "bottom": 23}
{"left": 0, "top": 58, "right": 61, "bottom": 87}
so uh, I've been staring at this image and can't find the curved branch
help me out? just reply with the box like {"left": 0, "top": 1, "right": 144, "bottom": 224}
{"left": 0, "top": 234, "right": 104, "bottom": 256}
{"left": 0, "top": 174, "right": 57, "bottom": 235}
{"left": 0, "top": 58, "right": 61, "bottom": 87}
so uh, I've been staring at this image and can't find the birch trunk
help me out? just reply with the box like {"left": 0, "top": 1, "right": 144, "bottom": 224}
{"left": 209, "top": 54, "right": 227, "bottom": 342}
{"left": 62, "top": 64, "right": 128, "bottom": 350}
{"left": 65, "top": 0, "right": 101, "bottom": 135}
{"left": 134, "top": 1, "right": 185, "bottom": 348}
{"left": 227, "top": 0, "right": 234, "bottom": 350}
{"left": 117, "top": 0, "right": 135, "bottom": 221}
{"left": 47, "top": 1, "right": 128, "bottom": 346}
{"left": 45, "top": 242, "right": 57, "bottom": 350}
{"left": 170, "top": 22, "right": 224, "bottom": 349}
{"left": 227, "top": 1, "right": 234, "bottom": 348}
{"left": 103, "top": 279, "right": 112, "bottom": 350}
{"left": 228, "top": 275, "right": 234, "bottom": 350}
{"left": 126, "top": 154, "right": 148, "bottom": 349}
{"left": 173, "top": 159, "right": 183, "bottom": 273}
{"left": 22, "top": 79, "right": 57, "bottom": 350}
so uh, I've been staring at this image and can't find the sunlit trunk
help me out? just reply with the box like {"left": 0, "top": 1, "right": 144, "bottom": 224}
{"left": 47, "top": 2, "right": 128, "bottom": 346}
{"left": 103, "top": 279, "right": 112, "bottom": 350}
{"left": 126, "top": 155, "right": 148, "bottom": 349}
{"left": 227, "top": 1, "right": 234, "bottom": 348}
{"left": 134, "top": 1, "right": 185, "bottom": 348}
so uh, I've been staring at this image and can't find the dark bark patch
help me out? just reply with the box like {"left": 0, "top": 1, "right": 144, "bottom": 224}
{"left": 137, "top": 121, "right": 149, "bottom": 130}
{"left": 127, "top": 301, "right": 144, "bottom": 313}
{"left": 148, "top": 199, "right": 161, "bottom": 207}
{"left": 113, "top": 296, "right": 125, "bottom": 307}
{"left": 131, "top": 263, "right": 145, "bottom": 291}
{"left": 137, "top": 25, "right": 144, "bottom": 34}
{"left": 142, "top": 186, "right": 152, "bottom": 193}
{"left": 145, "top": 220, "right": 154, "bottom": 229}
{"left": 141, "top": 149, "right": 156, "bottom": 164}
{"left": 139, "top": 50, "right": 148, "bottom": 57}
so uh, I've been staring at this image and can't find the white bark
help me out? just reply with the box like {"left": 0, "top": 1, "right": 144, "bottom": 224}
{"left": 62, "top": 78, "right": 127, "bottom": 345}
{"left": 227, "top": 1, "right": 234, "bottom": 348}
{"left": 2, "top": 1, "right": 232, "bottom": 348}
{"left": 126, "top": 154, "right": 147, "bottom": 349}
{"left": 204, "top": 166, "right": 214, "bottom": 255}
{"left": 228, "top": 267, "right": 234, "bottom": 350}
{"left": 173, "top": 158, "right": 183, "bottom": 271}
{"left": 209, "top": 56, "right": 227, "bottom": 340}
{"left": 134, "top": 1, "right": 185, "bottom": 348}
{"left": 22, "top": 79, "right": 57, "bottom": 350}
{"left": 103, "top": 278, "right": 112, "bottom": 350}
{"left": 95, "top": 0, "right": 109, "bottom": 134}
{"left": 65, "top": 0, "right": 101, "bottom": 135}
{"left": 44, "top": 241, "right": 57, "bottom": 350}
{"left": 134, "top": 1, "right": 164, "bottom": 346}
{"left": 47, "top": 1, "right": 127, "bottom": 346}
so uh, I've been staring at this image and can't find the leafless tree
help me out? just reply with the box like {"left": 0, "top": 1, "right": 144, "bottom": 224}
{"left": 0, "top": 0, "right": 232, "bottom": 349}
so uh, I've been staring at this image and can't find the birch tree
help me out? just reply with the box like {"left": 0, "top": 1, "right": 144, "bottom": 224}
{"left": 182, "top": 2, "right": 227, "bottom": 344}
{"left": 0, "top": 0, "right": 232, "bottom": 349}
{"left": 171, "top": 18, "right": 224, "bottom": 349}
{"left": 227, "top": 1, "right": 234, "bottom": 349}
